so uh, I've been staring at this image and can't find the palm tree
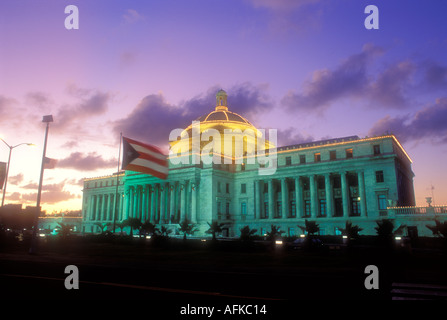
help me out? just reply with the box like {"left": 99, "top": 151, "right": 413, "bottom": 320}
{"left": 338, "top": 221, "right": 363, "bottom": 247}
{"left": 140, "top": 221, "right": 158, "bottom": 237}
{"left": 240, "top": 225, "right": 258, "bottom": 243}
{"left": 56, "top": 222, "right": 72, "bottom": 239}
{"left": 206, "top": 221, "right": 225, "bottom": 241}
{"left": 426, "top": 220, "right": 447, "bottom": 254}
{"left": 115, "top": 221, "right": 126, "bottom": 235}
{"left": 375, "top": 219, "right": 406, "bottom": 248}
{"left": 178, "top": 218, "right": 198, "bottom": 241}
{"left": 266, "top": 224, "right": 284, "bottom": 242}
{"left": 426, "top": 219, "right": 447, "bottom": 238}
{"left": 298, "top": 220, "right": 320, "bottom": 236}
{"left": 160, "top": 226, "right": 172, "bottom": 238}
{"left": 123, "top": 217, "right": 142, "bottom": 237}
{"left": 339, "top": 221, "right": 363, "bottom": 238}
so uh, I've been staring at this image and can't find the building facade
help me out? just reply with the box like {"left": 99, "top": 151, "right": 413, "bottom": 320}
{"left": 81, "top": 90, "right": 446, "bottom": 237}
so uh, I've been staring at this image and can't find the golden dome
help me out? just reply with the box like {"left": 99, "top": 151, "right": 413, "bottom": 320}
{"left": 170, "top": 90, "right": 275, "bottom": 161}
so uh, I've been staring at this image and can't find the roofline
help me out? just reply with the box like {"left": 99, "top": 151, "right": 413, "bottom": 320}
{"left": 168, "top": 134, "right": 412, "bottom": 163}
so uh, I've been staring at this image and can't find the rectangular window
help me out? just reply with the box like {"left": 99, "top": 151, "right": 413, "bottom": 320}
{"left": 373, "top": 144, "right": 381, "bottom": 155}
{"left": 376, "top": 170, "right": 384, "bottom": 183}
{"left": 351, "top": 198, "right": 360, "bottom": 216}
{"left": 241, "top": 202, "right": 247, "bottom": 215}
{"left": 290, "top": 200, "right": 296, "bottom": 218}
{"left": 264, "top": 202, "right": 269, "bottom": 218}
{"left": 225, "top": 202, "right": 230, "bottom": 216}
{"left": 346, "top": 148, "right": 353, "bottom": 159}
{"left": 319, "top": 199, "right": 327, "bottom": 217}
{"left": 285, "top": 156, "right": 292, "bottom": 166}
{"left": 226, "top": 183, "right": 230, "bottom": 193}
{"left": 300, "top": 155, "right": 306, "bottom": 164}
{"left": 314, "top": 153, "right": 321, "bottom": 162}
{"left": 378, "top": 194, "right": 387, "bottom": 210}
{"left": 217, "top": 201, "right": 221, "bottom": 214}
{"left": 304, "top": 200, "right": 311, "bottom": 217}
{"left": 276, "top": 201, "right": 282, "bottom": 218}
{"left": 330, "top": 150, "right": 337, "bottom": 160}
{"left": 241, "top": 183, "right": 246, "bottom": 194}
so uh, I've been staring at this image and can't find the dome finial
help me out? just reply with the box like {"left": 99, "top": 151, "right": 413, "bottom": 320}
{"left": 215, "top": 89, "right": 228, "bottom": 111}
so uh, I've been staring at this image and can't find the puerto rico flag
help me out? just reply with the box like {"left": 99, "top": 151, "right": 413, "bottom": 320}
{"left": 122, "top": 136, "right": 168, "bottom": 180}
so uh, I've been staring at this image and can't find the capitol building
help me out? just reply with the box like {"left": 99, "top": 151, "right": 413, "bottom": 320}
{"left": 80, "top": 90, "right": 446, "bottom": 238}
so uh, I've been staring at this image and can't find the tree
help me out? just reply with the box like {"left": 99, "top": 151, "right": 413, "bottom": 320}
{"left": 56, "top": 222, "right": 72, "bottom": 239}
{"left": 140, "top": 221, "right": 158, "bottom": 237}
{"left": 426, "top": 220, "right": 447, "bottom": 254}
{"left": 123, "top": 217, "right": 142, "bottom": 237}
{"left": 178, "top": 218, "right": 198, "bottom": 241}
{"left": 375, "top": 219, "right": 406, "bottom": 248}
{"left": 160, "top": 226, "right": 172, "bottom": 237}
{"left": 240, "top": 225, "right": 257, "bottom": 243}
{"left": 298, "top": 220, "right": 320, "bottom": 236}
{"left": 338, "top": 221, "right": 363, "bottom": 248}
{"left": 206, "top": 221, "right": 225, "bottom": 241}
{"left": 94, "top": 222, "right": 112, "bottom": 234}
{"left": 115, "top": 221, "right": 126, "bottom": 235}
{"left": 426, "top": 220, "right": 447, "bottom": 238}
{"left": 266, "top": 224, "right": 284, "bottom": 242}
{"left": 338, "top": 221, "right": 363, "bottom": 238}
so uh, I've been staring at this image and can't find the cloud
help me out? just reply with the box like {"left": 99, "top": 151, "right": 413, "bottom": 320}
{"left": 248, "top": 0, "right": 320, "bottom": 10}
{"left": 7, "top": 173, "right": 24, "bottom": 186}
{"left": 60, "top": 140, "right": 79, "bottom": 149}
{"left": 112, "top": 82, "right": 273, "bottom": 148}
{"left": 281, "top": 43, "right": 384, "bottom": 113}
{"left": 368, "top": 97, "right": 447, "bottom": 144}
{"left": 22, "top": 180, "right": 78, "bottom": 204}
{"left": 51, "top": 85, "right": 113, "bottom": 133}
{"left": 247, "top": 0, "right": 324, "bottom": 34}
{"left": 277, "top": 127, "right": 315, "bottom": 146}
{"left": 57, "top": 152, "right": 116, "bottom": 171}
{"left": 123, "top": 9, "right": 144, "bottom": 24}
{"left": 368, "top": 60, "right": 416, "bottom": 108}
{"left": 423, "top": 60, "right": 447, "bottom": 89}
{"left": 25, "top": 91, "right": 53, "bottom": 110}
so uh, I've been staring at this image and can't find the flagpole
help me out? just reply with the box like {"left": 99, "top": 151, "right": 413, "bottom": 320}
{"left": 113, "top": 132, "right": 122, "bottom": 233}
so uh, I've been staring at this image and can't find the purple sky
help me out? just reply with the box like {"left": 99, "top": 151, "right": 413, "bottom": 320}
{"left": 1, "top": 0, "right": 447, "bottom": 213}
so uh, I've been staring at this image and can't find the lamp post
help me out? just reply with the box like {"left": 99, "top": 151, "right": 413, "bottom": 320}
{"left": 1, "top": 139, "right": 34, "bottom": 206}
{"left": 29, "top": 115, "right": 53, "bottom": 255}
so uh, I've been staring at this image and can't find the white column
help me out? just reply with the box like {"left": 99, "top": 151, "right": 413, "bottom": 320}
{"left": 180, "top": 182, "right": 186, "bottom": 222}
{"left": 325, "top": 173, "right": 333, "bottom": 218}
{"left": 125, "top": 188, "right": 131, "bottom": 220}
{"left": 341, "top": 172, "right": 350, "bottom": 218}
{"left": 89, "top": 195, "right": 95, "bottom": 221}
{"left": 358, "top": 171, "right": 367, "bottom": 217}
{"left": 268, "top": 179, "right": 274, "bottom": 219}
{"left": 160, "top": 184, "right": 166, "bottom": 223}
{"left": 100, "top": 195, "right": 106, "bottom": 221}
{"left": 295, "top": 177, "right": 303, "bottom": 218}
{"left": 254, "top": 180, "right": 260, "bottom": 220}
{"left": 150, "top": 185, "right": 155, "bottom": 222}
{"left": 191, "top": 181, "right": 197, "bottom": 223}
{"left": 281, "top": 178, "right": 288, "bottom": 219}
{"left": 309, "top": 175, "right": 317, "bottom": 218}
{"left": 170, "top": 183, "right": 175, "bottom": 223}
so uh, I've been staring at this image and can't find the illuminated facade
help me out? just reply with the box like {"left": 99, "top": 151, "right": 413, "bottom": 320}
{"left": 81, "top": 90, "right": 446, "bottom": 237}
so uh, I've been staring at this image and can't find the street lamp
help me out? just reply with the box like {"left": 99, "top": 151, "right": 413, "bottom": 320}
{"left": 29, "top": 115, "right": 53, "bottom": 255}
{"left": 1, "top": 138, "right": 35, "bottom": 206}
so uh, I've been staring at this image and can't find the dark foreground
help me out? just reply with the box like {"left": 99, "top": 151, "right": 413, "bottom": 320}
{"left": 1, "top": 236, "right": 447, "bottom": 314}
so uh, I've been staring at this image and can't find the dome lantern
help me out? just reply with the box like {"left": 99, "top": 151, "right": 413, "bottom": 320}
{"left": 215, "top": 89, "right": 228, "bottom": 111}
